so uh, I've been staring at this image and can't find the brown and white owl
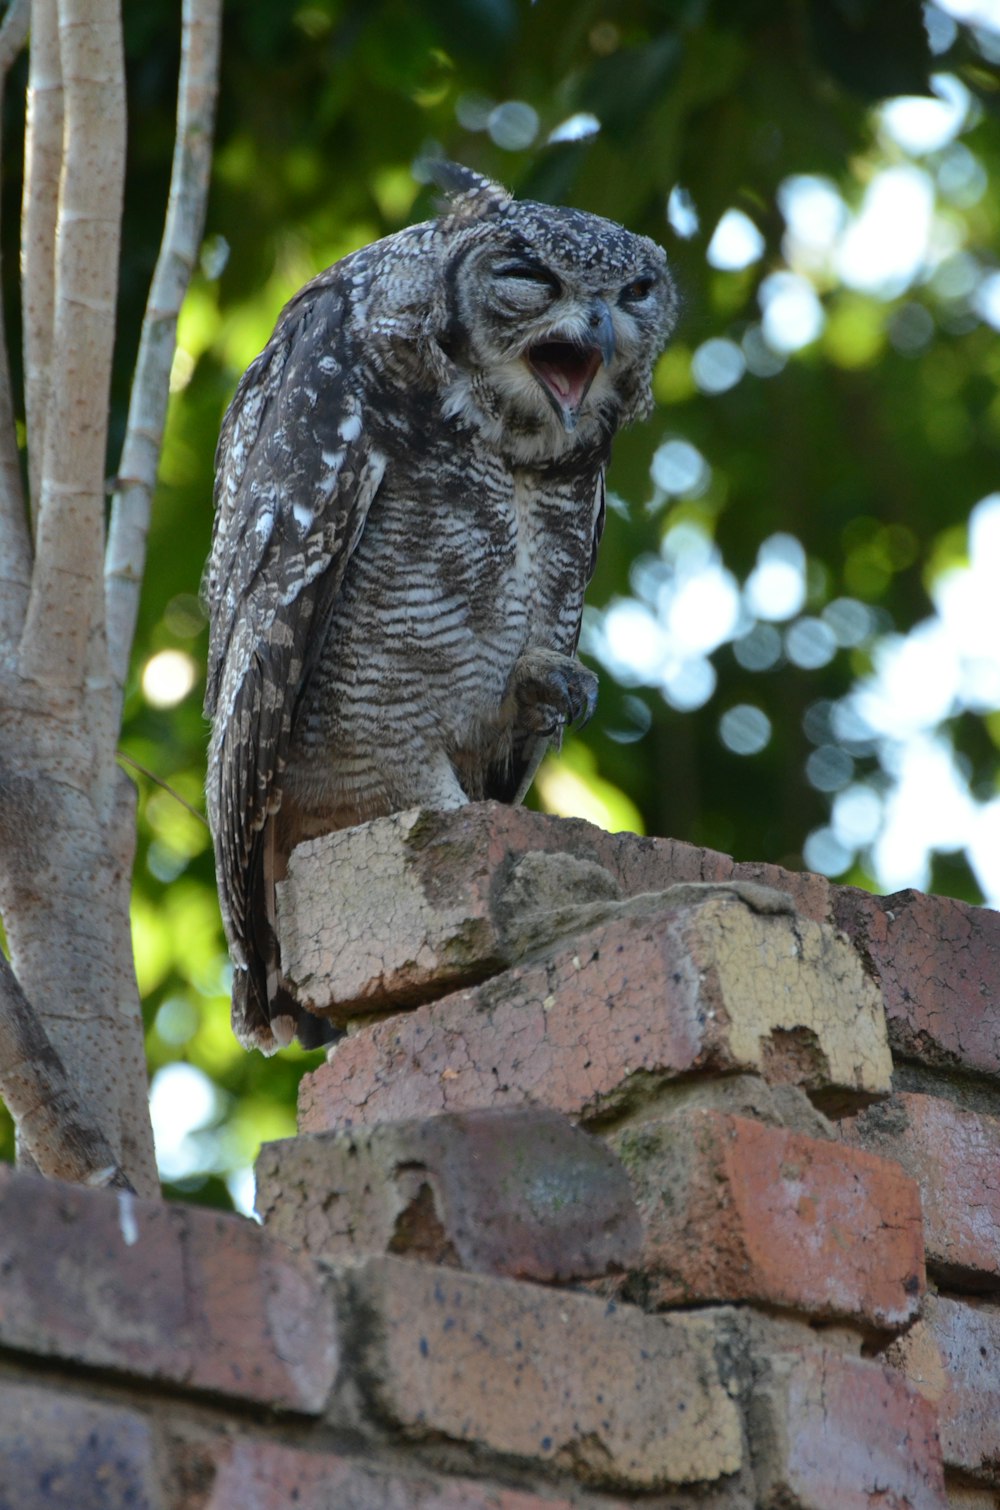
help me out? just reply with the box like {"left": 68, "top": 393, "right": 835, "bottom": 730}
{"left": 204, "top": 163, "right": 677, "bottom": 1052}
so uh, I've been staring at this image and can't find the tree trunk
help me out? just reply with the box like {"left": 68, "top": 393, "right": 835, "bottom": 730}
{"left": 0, "top": 0, "right": 221, "bottom": 1194}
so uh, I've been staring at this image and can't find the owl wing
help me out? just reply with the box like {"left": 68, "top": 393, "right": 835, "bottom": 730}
{"left": 204, "top": 271, "right": 386, "bottom": 1049}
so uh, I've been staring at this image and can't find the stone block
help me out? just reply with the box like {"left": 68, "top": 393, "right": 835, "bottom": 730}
{"left": 609, "top": 1109, "right": 924, "bottom": 1329}
{"left": 883, "top": 1293, "right": 1000, "bottom": 1486}
{"left": 0, "top": 1379, "right": 160, "bottom": 1510}
{"left": 338, "top": 1255, "right": 743, "bottom": 1491}
{"left": 257, "top": 1106, "right": 640, "bottom": 1281}
{"left": 832, "top": 888, "right": 1000, "bottom": 1078}
{"left": 0, "top": 1166, "right": 337, "bottom": 1412}
{"left": 750, "top": 1347, "right": 947, "bottom": 1508}
{"left": 300, "top": 891, "right": 890, "bottom": 1133}
{"left": 840, "top": 1093, "right": 1000, "bottom": 1288}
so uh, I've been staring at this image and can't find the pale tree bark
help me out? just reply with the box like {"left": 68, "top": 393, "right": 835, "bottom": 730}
{"left": 106, "top": 1, "right": 221, "bottom": 701}
{"left": 18, "top": 0, "right": 59, "bottom": 534}
{"left": 0, "top": 0, "right": 222, "bottom": 1194}
{"left": 0, "top": 953, "right": 133, "bottom": 1190}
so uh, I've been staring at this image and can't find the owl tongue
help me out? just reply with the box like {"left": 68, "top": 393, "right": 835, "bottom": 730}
{"left": 528, "top": 341, "right": 602, "bottom": 432}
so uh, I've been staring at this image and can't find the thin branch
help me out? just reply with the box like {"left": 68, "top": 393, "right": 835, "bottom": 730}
{"left": 0, "top": 0, "right": 32, "bottom": 648}
{"left": 0, "top": 950, "right": 135, "bottom": 1190}
{"left": 116, "top": 749, "right": 210, "bottom": 826}
{"left": 105, "top": 0, "right": 222, "bottom": 701}
{"left": 19, "top": 0, "right": 125, "bottom": 690}
{"left": 19, "top": 0, "right": 61, "bottom": 536}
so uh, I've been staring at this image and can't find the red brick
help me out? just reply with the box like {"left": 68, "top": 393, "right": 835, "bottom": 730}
{"left": 287, "top": 806, "right": 1000, "bottom": 1079}
{"left": 750, "top": 1347, "right": 947, "bottom": 1508}
{"left": 839, "top": 1092, "right": 1000, "bottom": 1288}
{"left": 884, "top": 1293, "right": 1000, "bottom": 1486}
{"left": 833, "top": 887, "right": 1000, "bottom": 1077}
{"left": 0, "top": 1166, "right": 337, "bottom": 1411}
{"left": 299, "top": 894, "right": 889, "bottom": 1134}
{"left": 204, "top": 1438, "right": 603, "bottom": 1510}
{"left": 338, "top": 1254, "right": 743, "bottom": 1490}
{"left": 0, "top": 1377, "right": 158, "bottom": 1510}
{"left": 609, "top": 1111, "right": 924, "bottom": 1329}
{"left": 279, "top": 803, "right": 835, "bottom": 1018}
{"left": 256, "top": 1107, "right": 641, "bottom": 1281}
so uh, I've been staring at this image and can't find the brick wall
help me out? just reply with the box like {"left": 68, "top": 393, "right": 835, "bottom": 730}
{"left": 4, "top": 801, "right": 1000, "bottom": 1508}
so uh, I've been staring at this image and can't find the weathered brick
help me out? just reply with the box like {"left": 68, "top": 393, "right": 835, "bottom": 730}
{"left": 0, "top": 1378, "right": 159, "bottom": 1510}
{"left": 339, "top": 1254, "right": 743, "bottom": 1491}
{"left": 839, "top": 1092, "right": 1000, "bottom": 1287}
{"left": 300, "top": 891, "right": 890, "bottom": 1133}
{"left": 203, "top": 1438, "right": 602, "bottom": 1510}
{"left": 883, "top": 1293, "right": 1000, "bottom": 1486}
{"left": 750, "top": 1347, "right": 947, "bottom": 1509}
{"left": 278, "top": 804, "right": 836, "bottom": 1025}
{"left": 832, "top": 887, "right": 1000, "bottom": 1078}
{"left": 0, "top": 1166, "right": 337, "bottom": 1412}
{"left": 256, "top": 1107, "right": 641, "bottom": 1281}
{"left": 608, "top": 1110, "right": 924, "bottom": 1329}
{"left": 278, "top": 805, "right": 622, "bottom": 1021}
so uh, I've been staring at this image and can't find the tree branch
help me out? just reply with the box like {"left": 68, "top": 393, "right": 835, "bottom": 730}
{"left": 19, "top": 0, "right": 125, "bottom": 690}
{"left": 0, "top": 0, "right": 32, "bottom": 648}
{"left": 105, "top": 0, "right": 222, "bottom": 700}
{"left": 19, "top": 0, "right": 61, "bottom": 535}
{"left": 0, "top": 949, "right": 135, "bottom": 1190}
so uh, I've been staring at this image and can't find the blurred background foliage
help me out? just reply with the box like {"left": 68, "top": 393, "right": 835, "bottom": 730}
{"left": 2, "top": 0, "right": 1000, "bottom": 1207}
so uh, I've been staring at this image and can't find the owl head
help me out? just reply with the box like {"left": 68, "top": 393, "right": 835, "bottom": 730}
{"left": 429, "top": 163, "right": 678, "bottom": 463}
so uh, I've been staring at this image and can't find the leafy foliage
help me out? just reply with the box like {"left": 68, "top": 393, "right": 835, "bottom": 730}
{"left": 3, "top": 0, "right": 999, "bottom": 1200}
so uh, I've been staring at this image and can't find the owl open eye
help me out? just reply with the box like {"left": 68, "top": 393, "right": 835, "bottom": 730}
{"left": 619, "top": 274, "right": 657, "bottom": 304}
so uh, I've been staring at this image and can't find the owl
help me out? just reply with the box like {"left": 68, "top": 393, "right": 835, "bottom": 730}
{"left": 204, "top": 163, "right": 677, "bottom": 1053}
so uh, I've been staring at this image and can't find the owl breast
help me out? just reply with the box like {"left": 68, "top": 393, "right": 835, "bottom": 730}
{"left": 281, "top": 422, "right": 598, "bottom": 831}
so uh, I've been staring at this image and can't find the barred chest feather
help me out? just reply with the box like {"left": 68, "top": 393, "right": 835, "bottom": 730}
{"left": 283, "top": 429, "right": 603, "bottom": 822}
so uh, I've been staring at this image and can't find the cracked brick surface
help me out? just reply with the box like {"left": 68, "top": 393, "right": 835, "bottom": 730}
{"left": 749, "top": 1347, "right": 947, "bottom": 1509}
{"left": 839, "top": 1092, "right": 1000, "bottom": 1288}
{"left": 832, "top": 887, "right": 1000, "bottom": 1077}
{"left": 0, "top": 1165, "right": 338, "bottom": 1411}
{"left": 883, "top": 1292, "right": 1000, "bottom": 1487}
{"left": 606, "top": 1109, "right": 924, "bottom": 1329}
{"left": 277, "top": 803, "right": 838, "bottom": 1024}
{"left": 299, "top": 891, "right": 890, "bottom": 1134}
{"left": 256, "top": 1107, "right": 641, "bottom": 1280}
{"left": 338, "top": 1254, "right": 743, "bottom": 1491}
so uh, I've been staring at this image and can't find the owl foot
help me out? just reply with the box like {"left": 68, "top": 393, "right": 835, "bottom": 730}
{"left": 508, "top": 649, "right": 598, "bottom": 738}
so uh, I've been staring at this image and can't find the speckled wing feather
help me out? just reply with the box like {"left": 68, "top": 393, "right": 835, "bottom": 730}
{"left": 204, "top": 269, "right": 386, "bottom": 1048}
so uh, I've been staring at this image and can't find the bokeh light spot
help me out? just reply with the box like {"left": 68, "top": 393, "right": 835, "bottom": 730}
{"left": 719, "top": 704, "right": 772, "bottom": 755}
{"left": 142, "top": 649, "right": 198, "bottom": 709}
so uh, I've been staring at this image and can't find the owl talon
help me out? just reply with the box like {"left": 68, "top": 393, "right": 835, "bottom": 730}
{"left": 509, "top": 650, "right": 598, "bottom": 738}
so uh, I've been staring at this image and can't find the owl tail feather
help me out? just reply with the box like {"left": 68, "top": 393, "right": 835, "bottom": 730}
{"left": 231, "top": 962, "right": 342, "bottom": 1056}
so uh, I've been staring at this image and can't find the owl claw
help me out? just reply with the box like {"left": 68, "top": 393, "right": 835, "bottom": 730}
{"left": 509, "top": 650, "right": 599, "bottom": 738}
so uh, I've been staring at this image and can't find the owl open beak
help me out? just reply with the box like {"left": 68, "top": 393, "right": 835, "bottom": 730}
{"left": 527, "top": 342, "right": 604, "bottom": 432}
{"left": 527, "top": 305, "right": 616, "bottom": 434}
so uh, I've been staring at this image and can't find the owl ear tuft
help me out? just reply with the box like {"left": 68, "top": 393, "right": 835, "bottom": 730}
{"left": 426, "top": 161, "right": 512, "bottom": 222}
